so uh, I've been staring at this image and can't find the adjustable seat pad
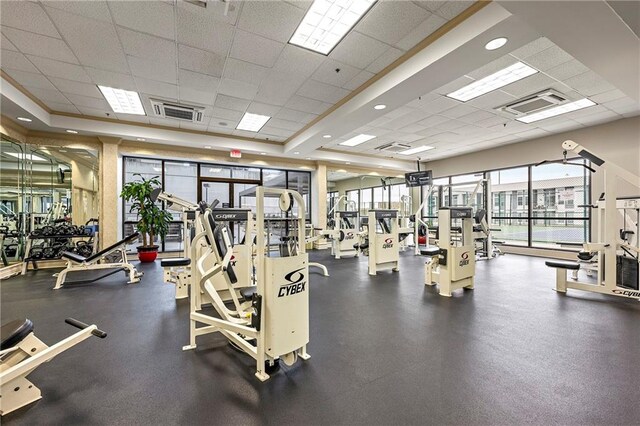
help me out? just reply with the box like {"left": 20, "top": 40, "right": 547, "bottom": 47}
{"left": 213, "top": 225, "right": 238, "bottom": 284}
{"left": 1, "top": 319, "right": 34, "bottom": 350}
{"left": 240, "top": 287, "right": 257, "bottom": 300}
{"left": 420, "top": 247, "right": 441, "bottom": 256}
{"left": 545, "top": 260, "right": 580, "bottom": 270}
{"left": 161, "top": 258, "right": 191, "bottom": 267}
{"left": 61, "top": 232, "right": 140, "bottom": 263}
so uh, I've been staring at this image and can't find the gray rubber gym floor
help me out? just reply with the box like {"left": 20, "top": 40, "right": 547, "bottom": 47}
{"left": 2, "top": 252, "right": 639, "bottom": 425}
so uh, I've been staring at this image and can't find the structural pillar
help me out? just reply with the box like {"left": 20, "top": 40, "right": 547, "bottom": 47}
{"left": 98, "top": 136, "right": 121, "bottom": 249}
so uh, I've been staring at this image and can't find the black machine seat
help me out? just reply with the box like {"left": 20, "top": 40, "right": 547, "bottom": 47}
{"left": 1, "top": 318, "right": 34, "bottom": 350}
{"left": 545, "top": 260, "right": 580, "bottom": 270}
{"left": 420, "top": 246, "right": 441, "bottom": 257}
{"left": 61, "top": 232, "right": 140, "bottom": 263}
{"left": 239, "top": 286, "right": 257, "bottom": 301}
{"left": 213, "top": 225, "right": 238, "bottom": 284}
{"left": 577, "top": 251, "right": 596, "bottom": 261}
{"left": 161, "top": 258, "right": 191, "bottom": 267}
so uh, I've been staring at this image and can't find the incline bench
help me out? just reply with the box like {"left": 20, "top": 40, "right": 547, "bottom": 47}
{"left": 54, "top": 233, "right": 143, "bottom": 289}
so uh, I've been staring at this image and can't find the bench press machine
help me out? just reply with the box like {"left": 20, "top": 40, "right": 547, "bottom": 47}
{"left": 545, "top": 140, "right": 640, "bottom": 300}
{"left": 0, "top": 318, "right": 106, "bottom": 415}
{"left": 183, "top": 187, "right": 310, "bottom": 381}
{"left": 53, "top": 232, "right": 142, "bottom": 289}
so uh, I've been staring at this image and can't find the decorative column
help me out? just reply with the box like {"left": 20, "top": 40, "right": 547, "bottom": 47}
{"left": 98, "top": 136, "right": 122, "bottom": 249}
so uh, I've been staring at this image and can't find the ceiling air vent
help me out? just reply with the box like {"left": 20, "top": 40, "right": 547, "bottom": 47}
{"left": 184, "top": 0, "right": 207, "bottom": 8}
{"left": 150, "top": 99, "right": 205, "bottom": 123}
{"left": 375, "top": 142, "right": 412, "bottom": 153}
{"left": 499, "top": 89, "right": 568, "bottom": 116}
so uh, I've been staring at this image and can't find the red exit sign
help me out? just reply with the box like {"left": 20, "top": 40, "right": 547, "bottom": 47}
{"left": 230, "top": 149, "right": 241, "bottom": 158}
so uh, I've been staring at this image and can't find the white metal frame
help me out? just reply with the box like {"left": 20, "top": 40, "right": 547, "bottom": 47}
{"left": 365, "top": 209, "right": 400, "bottom": 276}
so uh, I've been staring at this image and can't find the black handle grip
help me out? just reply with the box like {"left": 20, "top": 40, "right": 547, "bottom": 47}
{"left": 65, "top": 318, "right": 108, "bottom": 338}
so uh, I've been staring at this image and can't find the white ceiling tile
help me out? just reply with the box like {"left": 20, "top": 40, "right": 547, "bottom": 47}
{"left": 330, "top": 32, "right": 387, "bottom": 69}
{"left": 457, "top": 109, "right": 497, "bottom": 124}
{"left": 522, "top": 45, "right": 573, "bottom": 72}
{"left": 563, "top": 71, "right": 617, "bottom": 97}
{"left": 312, "top": 59, "right": 360, "bottom": 87}
{"left": 434, "top": 1, "right": 474, "bottom": 19}
{"left": 284, "top": 0, "right": 313, "bottom": 10}
{"left": 209, "top": 117, "right": 238, "bottom": 129}
{"left": 259, "top": 126, "right": 294, "bottom": 138}
{"left": 135, "top": 77, "right": 178, "bottom": 100}
{"left": 176, "top": 3, "right": 235, "bottom": 55}
{"left": 275, "top": 108, "right": 317, "bottom": 123}
{"left": 589, "top": 89, "right": 626, "bottom": 104}
{"left": 64, "top": 93, "right": 110, "bottom": 109}
{"left": 214, "top": 94, "right": 250, "bottom": 112}
{"left": 42, "top": 1, "right": 112, "bottom": 23}
{"left": 383, "top": 109, "right": 429, "bottom": 130}
{"left": 466, "top": 89, "right": 517, "bottom": 110}
{"left": 46, "top": 7, "right": 129, "bottom": 73}
{"left": 85, "top": 67, "right": 136, "bottom": 91}
{"left": 466, "top": 56, "right": 518, "bottom": 81}
{"left": 297, "top": 80, "right": 350, "bottom": 104}
{"left": 441, "top": 104, "right": 477, "bottom": 119}
{"left": 217, "top": 78, "right": 259, "bottom": 100}
{"left": 417, "top": 95, "right": 460, "bottom": 114}
{"left": 266, "top": 118, "right": 303, "bottom": 132}
{"left": 118, "top": 28, "right": 176, "bottom": 66}
{"left": 179, "top": 121, "right": 209, "bottom": 132}
{"left": 27, "top": 56, "right": 92, "bottom": 82}
{"left": 342, "top": 70, "right": 375, "bottom": 91}
{"left": 76, "top": 105, "right": 113, "bottom": 118}
{"left": 177, "top": 0, "right": 240, "bottom": 27}
{"left": 109, "top": 1, "right": 175, "bottom": 40}
{"left": 573, "top": 110, "right": 621, "bottom": 126}
{"left": 2, "top": 27, "right": 78, "bottom": 63}
{"left": 357, "top": 1, "right": 430, "bottom": 45}
{"left": 603, "top": 97, "right": 640, "bottom": 115}
{"left": 207, "top": 125, "right": 234, "bottom": 134}
{"left": 399, "top": 123, "right": 428, "bottom": 134}
{"left": 179, "top": 87, "right": 215, "bottom": 106}
{"left": 246, "top": 102, "right": 281, "bottom": 117}
{"left": 43, "top": 101, "right": 80, "bottom": 114}
{"left": 178, "top": 44, "right": 225, "bottom": 77}
{"left": 49, "top": 77, "right": 103, "bottom": 98}
{"left": 382, "top": 106, "right": 417, "bottom": 119}
{"left": 222, "top": 58, "right": 269, "bottom": 85}
{"left": 535, "top": 119, "right": 583, "bottom": 133}
{"left": 272, "top": 45, "right": 325, "bottom": 79}
{"left": 435, "top": 76, "right": 475, "bottom": 97}
{"left": 128, "top": 56, "right": 177, "bottom": 84}
{"left": 229, "top": 30, "right": 284, "bottom": 68}
{"left": 366, "top": 47, "right": 404, "bottom": 74}
{"left": 509, "top": 37, "right": 554, "bottom": 60}
{"left": 2, "top": 2, "right": 60, "bottom": 38}
{"left": 254, "top": 71, "right": 306, "bottom": 106}
{"left": 22, "top": 86, "right": 69, "bottom": 104}
{"left": 285, "top": 95, "right": 331, "bottom": 114}
{"left": 544, "top": 59, "right": 589, "bottom": 81}
{"left": 0, "top": 51, "right": 40, "bottom": 74}
{"left": 475, "top": 114, "right": 508, "bottom": 128}
{"left": 434, "top": 119, "right": 466, "bottom": 131}
{"left": 237, "top": 1, "right": 305, "bottom": 43}
{"left": 3, "top": 70, "right": 56, "bottom": 91}
{"left": 1, "top": 34, "right": 18, "bottom": 51}
{"left": 395, "top": 13, "right": 446, "bottom": 51}
{"left": 500, "top": 73, "right": 557, "bottom": 98}
{"left": 211, "top": 107, "right": 243, "bottom": 121}
{"left": 179, "top": 69, "right": 219, "bottom": 91}
{"left": 412, "top": 1, "right": 446, "bottom": 12}
{"left": 114, "top": 113, "right": 150, "bottom": 124}
{"left": 233, "top": 129, "right": 260, "bottom": 138}
{"left": 454, "top": 124, "right": 483, "bottom": 136}
{"left": 394, "top": 132, "right": 424, "bottom": 142}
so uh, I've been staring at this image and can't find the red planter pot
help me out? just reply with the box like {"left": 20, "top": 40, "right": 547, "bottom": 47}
{"left": 137, "top": 246, "right": 158, "bottom": 262}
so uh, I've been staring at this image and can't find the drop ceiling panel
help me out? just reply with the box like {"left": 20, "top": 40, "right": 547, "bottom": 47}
{"left": 211, "top": 107, "right": 243, "bottom": 122}
{"left": 271, "top": 45, "right": 325, "bottom": 80}
{"left": 179, "top": 87, "right": 215, "bottom": 106}
{"left": 176, "top": 5, "right": 235, "bottom": 55}
{"left": 3, "top": 70, "right": 56, "bottom": 91}
{"left": 43, "top": 101, "right": 80, "bottom": 114}
{"left": 134, "top": 77, "right": 178, "bottom": 100}
{"left": 178, "top": 44, "right": 225, "bottom": 77}
{"left": 266, "top": 118, "right": 304, "bottom": 132}
{"left": 342, "top": 69, "right": 375, "bottom": 91}
{"left": 214, "top": 95, "right": 251, "bottom": 112}
{"left": 128, "top": 56, "right": 177, "bottom": 84}
{"left": 254, "top": 71, "right": 307, "bottom": 106}
{"left": 357, "top": 1, "right": 431, "bottom": 45}
{"left": 366, "top": 47, "right": 404, "bottom": 74}
{"left": 1, "top": 34, "right": 18, "bottom": 52}
{"left": 48, "top": 77, "right": 103, "bottom": 98}
{"left": 297, "top": 80, "right": 350, "bottom": 104}
{"left": 395, "top": 14, "right": 447, "bottom": 51}
{"left": 229, "top": 30, "right": 284, "bottom": 68}
{"left": 275, "top": 108, "right": 317, "bottom": 123}
{"left": 222, "top": 58, "right": 269, "bottom": 85}
{"left": 329, "top": 31, "right": 388, "bottom": 69}
{"left": 84, "top": 67, "right": 137, "bottom": 91}
{"left": 544, "top": 59, "right": 589, "bottom": 81}
{"left": 311, "top": 59, "right": 361, "bottom": 87}
{"left": 63, "top": 93, "right": 110, "bottom": 110}
{"left": 259, "top": 126, "right": 295, "bottom": 138}
{"left": 520, "top": 45, "right": 573, "bottom": 71}
{"left": 27, "top": 56, "right": 92, "bottom": 82}
{"left": 247, "top": 102, "right": 281, "bottom": 117}
{"left": 237, "top": 1, "right": 305, "bottom": 43}
{"left": 46, "top": 7, "right": 129, "bottom": 72}
{"left": 2, "top": 27, "right": 78, "bottom": 63}
{"left": 22, "top": 86, "right": 69, "bottom": 104}
{"left": 1, "top": 2, "right": 60, "bottom": 38}
{"left": 434, "top": 1, "right": 474, "bottom": 19}
{"left": 217, "top": 78, "right": 259, "bottom": 101}
{"left": 109, "top": 1, "right": 175, "bottom": 40}
{"left": 42, "top": 1, "right": 112, "bottom": 23}
{"left": 285, "top": 95, "right": 332, "bottom": 115}
{"left": 118, "top": 28, "right": 177, "bottom": 66}
{"left": 499, "top": 72, "right": 557, "bottom": 98}
{"left": 564, "top": 71, "right": 617, "bottom": 96}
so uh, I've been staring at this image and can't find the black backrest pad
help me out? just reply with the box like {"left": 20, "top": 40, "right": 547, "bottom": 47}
{"left": 475, "top": 209, "right": 486, "bottom": 224}
{"left": 1, "top": 319, "right": 34, "bottom": 350}
{"left": 213, "top": 225, "right": 238, "bottom": 284}
{"left": 379, "top": 218, "right": 391, "bottom": 234}
{"left": 85, "top": 232, "right": 139, "bottom": 262}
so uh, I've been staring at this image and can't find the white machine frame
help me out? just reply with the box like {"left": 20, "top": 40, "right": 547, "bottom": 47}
{"left": 546, "top": 140, "right": 640, "bottom": 300}
{"left": 364, "top": 209, "right": 400, "bottom": 276}
{"left": 424, "top": 207, "right": 475, "bottom": 297}
{"left": 327, "top": 196, "right": 359, "bottom": 259}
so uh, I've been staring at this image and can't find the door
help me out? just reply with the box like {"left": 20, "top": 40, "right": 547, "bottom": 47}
{"left": 200, "top": 181, "right": 230, "bottom": 208}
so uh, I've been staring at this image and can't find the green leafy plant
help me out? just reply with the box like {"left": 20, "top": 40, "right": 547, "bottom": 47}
{"left": 120, "top": 174, "right": 173, "bottom": 248}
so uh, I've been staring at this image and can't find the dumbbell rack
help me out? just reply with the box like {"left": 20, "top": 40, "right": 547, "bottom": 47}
{"left": 21, "top": 232, "right": 98, "bottom": 275}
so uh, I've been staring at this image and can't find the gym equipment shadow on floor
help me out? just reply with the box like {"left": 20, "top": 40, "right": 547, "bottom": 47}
{"left": 1, "top": 252, "right": 639, "bottom": 425}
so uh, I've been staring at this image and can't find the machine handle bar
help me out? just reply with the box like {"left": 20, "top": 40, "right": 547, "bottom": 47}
{"left": 65, "top": 318, "right": 108, "bottom": 338}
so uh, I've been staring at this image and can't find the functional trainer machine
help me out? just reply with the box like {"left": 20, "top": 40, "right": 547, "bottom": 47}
{"left": 545, "top": 140, "right": 640, "bottom": 300}
{"left": 326, "top": 196, "right": 359, "bottom": 259}
{"left": 184, "top": 187, "right": 310, "bottom": 381}
{"left": 0, "top": 318, "right": 107, "bottom": 415}
{"left": 53, "top": 233, "right": 142, "bottom": 289}
{"left": 424, "top": 207, "right": 475, "bottom": 297}
{"left": 357, "top": 209, "right": 400, "bottom": 275}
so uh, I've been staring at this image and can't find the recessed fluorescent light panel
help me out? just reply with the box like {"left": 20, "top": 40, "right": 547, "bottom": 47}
{"left": 339, "top": 134, "right": 375, "bottom": 147}
{"left": 289, "top": 0, "right": 378, "bottom": 55}
{"left": 399, "top": 145, "right": 434, "bottom": 155}
{"left": 4, "top": 152, "right": 48, "bottom": 162}
{"left": 98, "top": 85, "right": 146, "bottom": 115}
{"left": 517, "top": 98, "right": 596, "bottom": 123}
{"left": 236, "top": 112, "right": 270, "bottom": 132}
{"left": 447, "top": 62, "right": 538, "bottom": 102}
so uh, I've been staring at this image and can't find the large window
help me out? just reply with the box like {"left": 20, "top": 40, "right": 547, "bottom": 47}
{"left": 122, "top": 157, "right": 311, "bottom": 252}
{"left": 490, "top": 166, "right": 529, "bottom": 246}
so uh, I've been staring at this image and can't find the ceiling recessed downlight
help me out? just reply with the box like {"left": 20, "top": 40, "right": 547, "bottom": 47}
{"left": 98, "top": 85, "right": 146, "bottom": 115}
{"left": 339, "top": 134, "right": 375, "bottom": 147}
{"left": 236, "top": 112, "right": 270, "bottom": 132}
{"left": 516, "top": 98, "right": 596, "bottom": 123}
{"left": 294, "top": 151, "right": 300, "bottom": 155}
{"left": 204, "top": 145, "right": 212, "bottom": 149}
{"left": 374, "top": 104, "right": 386, "bottom": 110}
{"left": 260, "top": 152, "right": 266, "bottom": 155}
{"left": 485, "top": 37, "right": 508, "bottom": 51}
{"left": 66, "top": 130, "right": 78, "bottom": 134}
{"left": 323, "top": 134, "right": 332, "bottom": 138}
{"left": 17, "top": 117, "right": 32, "bottom": 122}
{"left": 136, "top": 138, "right": 146, "bottom": 141}
{"left": 289, "top": 0, "right": 377, "bottom": 55}
{"left": 447, "top": 62, "right": 538, "bottom": 102}
{"left": 398, "top": 145, "right": 434, "bottom": 155}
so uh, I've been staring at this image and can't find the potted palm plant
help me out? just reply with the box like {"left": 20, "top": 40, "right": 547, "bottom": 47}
{"left": 120, "top": 174, "right": 173, "bottom": 262}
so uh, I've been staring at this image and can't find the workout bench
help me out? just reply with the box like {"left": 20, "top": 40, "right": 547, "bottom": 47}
{"left": 54, "top": 233, "right": 143, "bottom": 289}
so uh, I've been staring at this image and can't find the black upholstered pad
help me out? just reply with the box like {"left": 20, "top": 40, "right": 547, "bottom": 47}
{"left": 61, "top": 232, "right": 139, "bottom": 264}
{"left": 213, "top": 225, "right": 238, "bottom": 284}
{"left": 62, "top": 251, "right": 86, "bottom": 263}
{"left": 161, "top": 258, "right": 191, "bottom": 267}
{"left": 577, "top": 251, "right": 595, "bottom": 261}
{"left": 545, "top": 260, "right": 580, "bottom": 270}
{"left": 420, "top": 247, "right": 441, "bottom": 256}
{"left": 1, "top": 318, "right": 34, "bottom": 350}
{"left": 239, "top": 286, "right": 257, "bottom": 301}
